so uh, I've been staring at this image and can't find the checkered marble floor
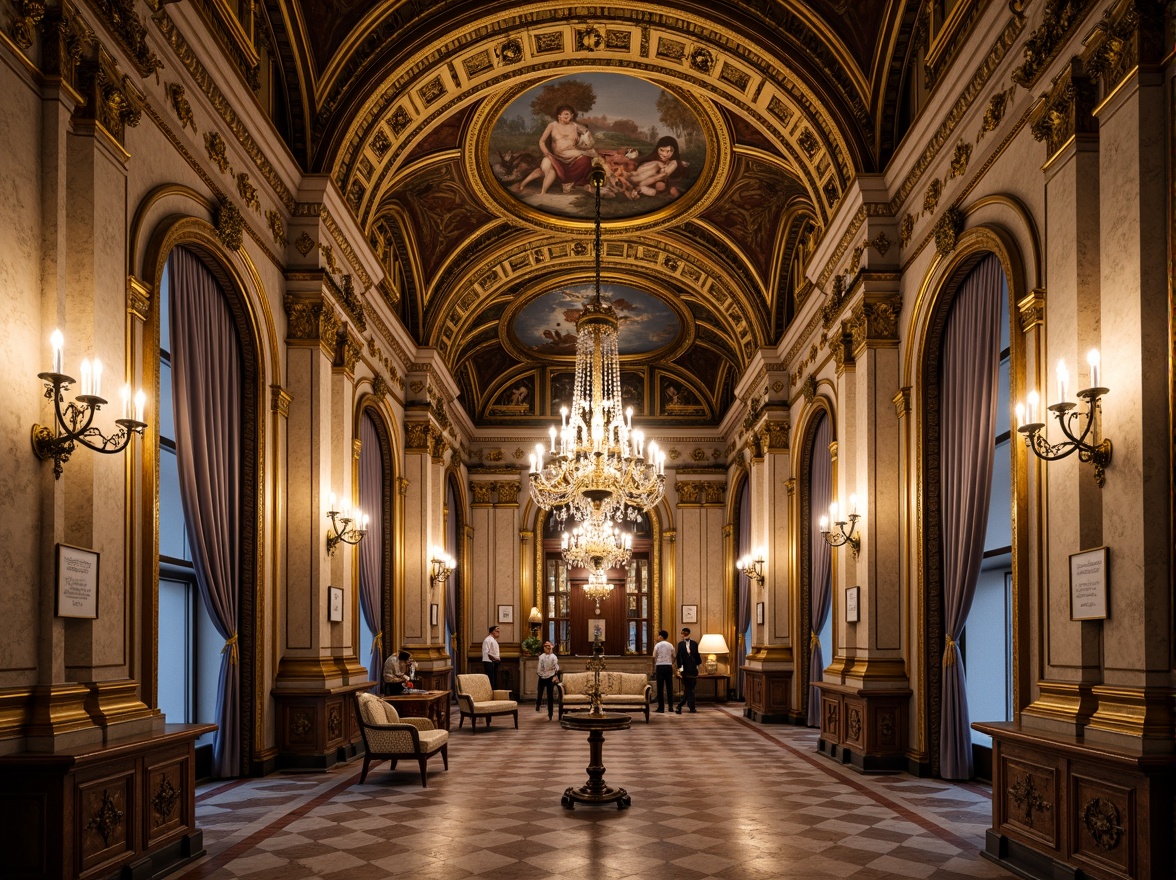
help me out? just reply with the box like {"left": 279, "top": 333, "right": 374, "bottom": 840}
{"left": 177, "top": 703, "right": 1011, "bottom": 879}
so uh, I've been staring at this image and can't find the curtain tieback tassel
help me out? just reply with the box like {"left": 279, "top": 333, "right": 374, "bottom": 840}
{"left": 373, "top": 631, "right": 383, "bottom": 653}
{"left": 222, "top": 632, "right": 239, "bottom": 665}
{"left": 809, "top": 631, "right": 820, "bottom": 651}
{"left": 943, "top": 634, "right": 957, "bottom": 667}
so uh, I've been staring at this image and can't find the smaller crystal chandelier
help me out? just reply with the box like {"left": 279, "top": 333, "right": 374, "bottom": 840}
{"left": 582, "top": 568, "right": 613, "bottom": 613}
{"left": 562, "top": 511, "right": 632, "bottom": 574}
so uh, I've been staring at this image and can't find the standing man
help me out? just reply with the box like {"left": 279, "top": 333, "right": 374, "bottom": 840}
{"left": 482, "top": 625, "right": 501, "bottom": 688}
{"left": 675, "top": 627, "right": 701, "bottom": 714}
{"left": 535, "top": 640, "right": 561, "bottom": 719}
{"left": 652, "top": 630, "right": 675, "bottom": 713}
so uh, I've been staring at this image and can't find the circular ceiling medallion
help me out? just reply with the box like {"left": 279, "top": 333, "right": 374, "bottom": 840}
{"left": 487, "top": 72, "right": 708, "bottom": 222}
{"left": 510, "top": 283, "right": 682, "bottom": 359}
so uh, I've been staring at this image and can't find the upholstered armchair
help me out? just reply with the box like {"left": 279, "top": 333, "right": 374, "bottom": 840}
{"left": 454, "top": 674, "right": 519, "bottom": 733}
{"left": 353, "top": 692, "right": 449, "bottom": 786}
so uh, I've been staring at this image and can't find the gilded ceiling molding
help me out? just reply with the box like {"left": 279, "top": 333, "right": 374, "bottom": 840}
{"left": 153, "top": 8, "right": 296, "bottom": 212}
{"left": 331, "top": 10, "right": 855, "bottom": 226}
{"left": 83, "top": 0, "right": 162, "bottom": 77}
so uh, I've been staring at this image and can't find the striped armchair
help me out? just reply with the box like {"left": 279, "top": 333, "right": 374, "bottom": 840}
{"left": 455, "top": 674, "right": 518, "bottom": 733}
{"left": 353, "top": 692, "right": 449, "bottom": 786}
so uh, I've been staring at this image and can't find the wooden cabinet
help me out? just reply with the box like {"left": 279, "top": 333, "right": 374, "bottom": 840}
{"left": 741, "top": 666, "right": 793, "bottom": 723}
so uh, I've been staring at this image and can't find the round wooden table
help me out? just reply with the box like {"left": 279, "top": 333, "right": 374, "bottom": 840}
{"left": 559, "top": 710, "right": 632, "bottom": 809}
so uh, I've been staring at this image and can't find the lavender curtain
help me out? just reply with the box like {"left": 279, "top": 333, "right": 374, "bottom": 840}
{"left": 939, "top": 254, "right": 1003, "bottom": 779}
{"left": 735, "top": 484, "right": 752, "bottom": 696}
{"left": 358, "top": 412, "right": 384, "bottom": 688}
{"left": 168, "top": 246, "right": 241, "bottom": 779}
{"left": 807, "top": 413, "right": 833, "bottom": 726}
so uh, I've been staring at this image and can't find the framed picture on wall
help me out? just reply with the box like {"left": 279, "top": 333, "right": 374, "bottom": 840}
{"left": 55, "top": 543, "right": 99, "bottom": 619}
{"left": 588, "top": 618, "right": 605, "bottom": 641}
{"left": 498, "top": 604, "right": 514, "bottom": 624}
{"left": 430, "top": 603, "right": 439, "bottom": 626}
{"left": 682, "top": 604, "right": 698, "bottom": 624}
{"left": 1070, "top": 546, "right": 1109, "bottom": 620}
{"left": 328, "top": 586, "right": 344, "bottom": 622}
{"left": 755, "top": 602, "right": 764, "bottom": 625}
{"left": 845, "top": 586, "right": 860, "bottom": 623}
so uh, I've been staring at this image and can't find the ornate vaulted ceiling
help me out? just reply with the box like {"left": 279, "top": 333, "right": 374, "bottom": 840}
{"left": 261, "top": 0, "right": 922, "bottom": 426}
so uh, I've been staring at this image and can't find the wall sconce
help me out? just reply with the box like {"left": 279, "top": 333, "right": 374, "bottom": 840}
{"left": 1015, "top": 350, "right": 1112, "bottom": 487}
{"left": 820, "top": 495, "right": 861, "bottom": 558}
{"left": 325, "top": 492, "right": 367, "bottom": 556}
{"left": 429, "top": 547, "right": 455, "bottom": 589}
{"left": 735, "top": 549, "right": 766, "bottom": 588}
{"left": 32, "top": 329, "right": 147, "bottom": 479}
{"left": 528, "top": 606, "right": 542, "bottom": 637}
{"left": 697, "top": 633, "right": 730, "bottom": 675}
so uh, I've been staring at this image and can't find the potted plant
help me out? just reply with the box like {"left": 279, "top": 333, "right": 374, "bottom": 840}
{"left": 521, "top": 634, "right": 543, "bottom": 656}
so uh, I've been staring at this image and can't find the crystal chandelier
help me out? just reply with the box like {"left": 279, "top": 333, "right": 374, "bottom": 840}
{"left": 562, "top": 510, "right": 633, "bottom": 573}
{"left": 582, "top": 568, "right": 614, "bottom": 613}
{"left": 528, "top": 160, "right": 666, "bottom": 525}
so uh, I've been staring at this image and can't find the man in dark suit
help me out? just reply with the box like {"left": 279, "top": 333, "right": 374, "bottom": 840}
{"left": 675, "top": 627, "right": 702, "bottom": 713}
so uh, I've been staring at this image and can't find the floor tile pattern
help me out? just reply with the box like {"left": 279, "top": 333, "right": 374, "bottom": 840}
{"left": 177, "top": 702, "right": 1011, "bottom": 879}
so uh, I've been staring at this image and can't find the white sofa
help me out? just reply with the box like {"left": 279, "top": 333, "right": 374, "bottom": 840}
{"left": 556, "top": 671, "right": 652, "bottom": 721}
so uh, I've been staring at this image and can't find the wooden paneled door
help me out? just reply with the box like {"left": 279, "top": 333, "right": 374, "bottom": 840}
{"left": 569, "top": 569, "right": 625, "bottom": 655}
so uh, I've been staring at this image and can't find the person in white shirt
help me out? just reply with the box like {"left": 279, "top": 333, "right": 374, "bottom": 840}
{"left": 382, "top": 649, "right": 415, "bottom": 696}
{"left": 481, "top": 625, "right": 501, "bottom": 688}
{"left": 535, "top": 641, "right": 561, "bottom": 719}
{"left": 651, "top": 630, "right": 675, "bottom": 713}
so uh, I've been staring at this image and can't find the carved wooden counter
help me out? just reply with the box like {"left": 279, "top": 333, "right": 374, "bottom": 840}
{"left": 0, "top": 722, "right": 216, "bottom": 880}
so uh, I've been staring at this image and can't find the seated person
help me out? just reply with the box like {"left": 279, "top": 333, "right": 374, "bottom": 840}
{"left": 382, "top": 649, "right": 416, "bottom": 695}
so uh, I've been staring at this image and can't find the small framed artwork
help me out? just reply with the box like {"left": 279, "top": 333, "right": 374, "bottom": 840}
{"left": 328, "top": 586, "right": 344, "bottom": 622}
{"left": 1070, "top": 546, "right": 1109, "bottom": 620}
{"left": 56, "top": 543, "right": 99, "bottom": 619}
{"left": 498, "top": 604, "right": 514, "bottom": 624}
{"left": 588, "top": 618, "right": 606, "bottom": 641}
{"left": 755, "top": 602, "right": 765, "bottom": 625}
{"left": 682, "top": 604, "right": 698, "bottom": 624}
{"left": 430, "top": 603, "right": 439, "bottom": 626}
{"left": 845, "top": 586, "right": 860, "bottom": 623}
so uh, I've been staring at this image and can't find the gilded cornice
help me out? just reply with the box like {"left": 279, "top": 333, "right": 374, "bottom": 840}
{"left": 126, "top": 274, "right": 151, "bottom": 320}
{"left": 892, "top": 386, "right": 911, "bottom": 417}
{"left": 153, "top": 9, "right": 296, "bottom": 212}
{"left": 269, "top": 384, "right": 291, "bottom": 418}
{"left": 80, "top": 0, "right": 161, "bottom": 77}
{"left": 72, "top": 44, "right": 143, "bottom": 150}
{"left": 283, "top": 294, "right": 340, "bottom": 357}
{"left": 1010, "top": 0, "right": 1098, "bottom": 88}
{"left": 1018, "top": 288, "right": 1046, "bottom": 333}
{"left": 675, "top": 480, "right": 726, "bottom": 506}
{"left": 1081, "top": 0, "right": 1168, "bottom": 98}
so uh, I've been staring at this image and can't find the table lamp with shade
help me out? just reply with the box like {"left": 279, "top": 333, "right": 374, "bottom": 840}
{"left": 528, "top": 606, "right": 542, "bottom": 636}
{"left": 697, "top": 633, "right": 729, "bottom": 675}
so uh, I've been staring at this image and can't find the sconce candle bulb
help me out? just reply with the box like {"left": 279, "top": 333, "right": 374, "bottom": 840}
{"left": 820, "top": 496, "right": 862, "bottom": 557}
{"left": 32, "top": 329, "right": 148, "bottom": 478}
{"left": 1016, "top": 348, "right": 1111, "bottom": 486}
{"left": 325, "top": 493, "right": 367, "bottom": 555}
{"left": 736, "top": 548, "right": 766, "bottom": 588}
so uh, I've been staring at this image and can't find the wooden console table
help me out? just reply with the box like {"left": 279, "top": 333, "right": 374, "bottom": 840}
{"left": 384, "top": 690, "right": 451, "bottom": 730}
{"left": 677, "top": 673, "right": 729, "bottom": 702}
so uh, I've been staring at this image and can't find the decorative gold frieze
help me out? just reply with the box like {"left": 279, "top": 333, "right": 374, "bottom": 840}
{"left": 675, "top": 481, "right": 725, "bottom": 506}
{"left": 294, "top": 231, "right": 314, "bottom": 256}
{"left": 922, "top": 177, "right": 943, "bottom": 214}
{"left": 1081, "top": 0, "right": 1165, "bottom": 95}
{"left": 977, "top": 84, "right": 1016, "bottom": 142}
{"left": 497, "top": 37, "right": 522, "bottom": 64}
{"left": 371, "top": 374, "right": 388, "bottom": 402}
{"left": 899, "top": 213, "right": 915, "bottom": 248}
{"left": 933, "top": 207, "right": 964, "bottom": 256}
{"left": 948, "top": 141, "right": 971, "bottom": 178}
{"left": 265, "top": 210, "right": 286, "bottom": 248}
{"left": 73, "top": 49, "right": 143, "bottom": 147}
{"left": 820, "top": 275, "right": 848, "bottom": 328}
{"left": 1029, "top": 61, "right": 1097, "bottom": 158}
{"left": 204, "top": 130, "right": 233, "bottom": 175}
{"left": 470, "top": 480, "right": 493, "bottom": 505}
{"left": 236, "top": 172, "right": 260, "bottom": 212}
{"left": 41, "top": 2, "right": 91, "bottom": 91}
{"left": 575, "top": 26, "right": 603, "bottom": 52}
{"left": 8, "top": 0, "right": 44, "bottom": 50}
{"left": 764, "top": 420, "right": 789, "bottom": 451}
{"left": 688, "top": 46, "right": 715, "bottom": 74}
{"left": 1011, "top": 0, "right": 1097, "bottom": 88}
{"left": 870, "top": 231, "right": 891, "bottom": 256}
{"left": 165, "top": 82, "right": 196, "bottom": 132}
{"left": 214, "top": 196, "right": 243, "bottom": 250}
{"left": 283, "top": 296, "right": 340, "bottom": 350}
{"left": 801, "top": 375, "right": 817, "bottom": 402}
{"left": 87, "top": 0, "right": 162, "bottom": 77}
{"left": 334, "top": 329, "right": 361, "bottom": 374}
{"left": 330, "top": 274, "right": 367, "bottom": 332}
{"left": 126, "top": 275, "right": 150, "bottom": 321}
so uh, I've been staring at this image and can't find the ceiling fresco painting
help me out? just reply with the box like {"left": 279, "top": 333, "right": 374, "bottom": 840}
{"left": 511, "top": 284, "right": 681, "bottom": 358}
{"left": 490, "top": 73, "right": 707, "bottom": 221}
{"left": 256, "top": 2, "right": 938, "bottom": 429}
